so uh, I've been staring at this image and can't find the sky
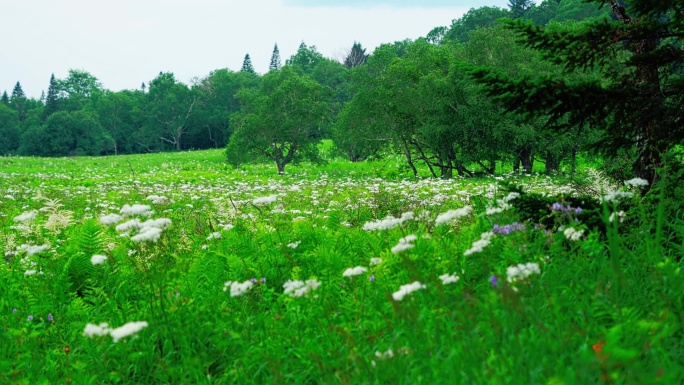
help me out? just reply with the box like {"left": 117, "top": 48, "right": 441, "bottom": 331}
{"left": 1, "top": 0, "right": 510, "bottom": 99}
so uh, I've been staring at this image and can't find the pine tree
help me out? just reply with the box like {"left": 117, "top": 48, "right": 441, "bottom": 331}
{"left": 269, "top": 44, "right": 282, "bottom": 71}
{"left": 1, "top": 91, "right": 8, "bottom": 106}
{"left": 508, "top": 0, "right": 535, "bottom": 18}
{"left": 42, "top": 74, "right": 60, "bottom": 121}
{"left": 344, "top": 42, "right": 369, "bottom": 69}
{"left": 465, "top": 0, "right": 684, "bottom": 186}
{"left": 241, "top": 54, "right": 256, "bottom": 74}
{"left": 10, "top": 81, "right": 27, "bottom": 121}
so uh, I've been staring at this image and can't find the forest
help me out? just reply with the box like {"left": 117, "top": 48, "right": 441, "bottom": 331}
{"left": 0, "top": 0, "right": 682, "bottom": 183}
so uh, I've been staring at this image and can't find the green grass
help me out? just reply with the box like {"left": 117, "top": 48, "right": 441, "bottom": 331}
{"left": 0, "top": 150, "right": 682, "bottom": 384}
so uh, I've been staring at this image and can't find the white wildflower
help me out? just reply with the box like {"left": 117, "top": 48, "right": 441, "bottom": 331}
{"left": 14, "top": 210, "right": 37, "bottom": 222}
{"left": 91, "top": 254, "right": 108, "bottom": 265}
{"left": 342, "top": 266, "right": 368, "bottom": 277}
{"left": 439, "top": 273, "right": 460, "bottom": 285}
{"left": 370, "top": 257, "right": 382, "bottom": 266}
{"left": 223, "top": 280, "right": 254, "bottom": 297}
{"left": 146, "top": 195, "right": 169, "bottom": 204}
{"left": 287, "top": 241, "right": 301, "bottom": 249}
{"left": 207, "top": 232, "right": 221, "bottom": 241}
{"left": 83, "top": 323, "right": 111, "bottom": 338}
{"left": 120, "top": 204, "right": 152, "bottom": 216}
{"left": 130, "top": 227, "right": 162, "bottom": 243}
{"left": 506, "top": 262, "right": 541, "bottom": 283}
{"left": 100, "top": 213, "right": 123, "bottom": 225}
{"left": 392, "top": 281, "right": 426, "bottom": 301}
{"left": 464, "top": 232, "right": 494, "bottom": 256}
{"left": 24, "top": 269, "right": 37, "bottom": 276}
{"left": 504, "top": 192, "right": 520, "bottom": 202}
{"left": 252, "top": 195, "right": 277, "bottom": 206}
{"left": 485, "top": 207, "right": 505, "bottom": 215}
{"left": 115, "top": 219, "right": 141, "bottom": 232}
{"left": 609, "top": 211, "right": 626, "bottom": 223}
{"left": 602, "top": 191, "right": 634, "bottom": 203}
{"left": 563, "top": 227, "right": 584, "bottom": 241}
{"left": 391, "top": 234, "right": 417, "bottom": 254}
{"left": 283, "top": 279, "right": 321, "bottom": 298}
{"left": 625, "top": 178, "right": 649, "bottom": 188}
{"left": 140, "top": 218, "right": 172, "bottom": 229}
{"left": 223, "top": 224, "right": 234, "bottom": 231}
{"left": 375, "top": 349, "right": 394, "bottom": 359}
{"left": 19, "top": 244, "right": 50, "bottom": 256}
{"left": 109, "top": 321, "right": 149, "bottom": 343}
{"left": 435, "top": 206, "right": 472, "bottom": 225}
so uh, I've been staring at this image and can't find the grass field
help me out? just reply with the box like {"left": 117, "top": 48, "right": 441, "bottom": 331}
{"left": 1, "top": 150, "right": 682, "bottom": 384}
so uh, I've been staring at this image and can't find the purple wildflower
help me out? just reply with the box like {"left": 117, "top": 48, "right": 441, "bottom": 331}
{"left": 250, "top": 278, "right": 257, "bottom": 283}
{"left": 369, "top": 274, "right": 376, "bottom": 282}
{"left": 12, "top": 308, "right": 17, "bottom": 314}
{"left": 489, "top": 275, "right": 498, "bottom": 288}
{"left": 27, "top": 315, "right": 33, "bottom": 321}
{"left": 575, "top": 207, "right": 582, "bottom": 215}
{"left": 48, "top": 314, "right": 54, "bottom": 322}
{"left": 551, "top": 202, "right": 564, "bottom": 212}
{"left": 260, "top": 277, "right": 267, "bottom": 283}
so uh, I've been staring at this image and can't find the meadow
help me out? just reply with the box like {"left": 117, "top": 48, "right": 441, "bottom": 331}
{"left": 1, "top": 149, "right": 682, "bottom": 384}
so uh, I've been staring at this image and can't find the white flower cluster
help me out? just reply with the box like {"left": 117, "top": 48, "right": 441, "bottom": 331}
{"left": 362, "top": 212, "right": 414, "bottom": 231}
{"left": 83, "top": 321, "right": 148, "bottom": 343}
{"left": 435, "top": 206, "right": 472, "bottom": 226}
{"left": 207, "top": 232, "right": 221, "bottom": 241}
{"left": 392, "top": 281, "right": 426, "bottom": 301}
{"left": 438, "top": 273, "right": 459, "bottom": 285}
{"left": 625, "top": 178, "right": 649, "bottom": 188}
{"left": 287, "top": 241, "right": 301, "bottom": 249}
{"left": 602, "top": 191, "right": 634, "bottom": 203}
{"left": 14, "top": 210, "right": 37, "bottom": 222}
{"left": 506, "top": 262, "right": 540, "bottom": 283}
{"left": 283, "top": 279, "right": 321, "bottom": 298}
{"left": 342, "top": 266, "right": 367, "bottom": 278}
{"left": 391, "top": 234, "right": 417, "bottom": 254}
{"left": 100, "top": 213, "right": 123, "bottom": 225}
{"left": 91, "top": 254, "right": 108, "bottom": 265}
{"left": 464, "top": 232, "right": 494, "bottom": 256}
{"left": 106, "top": 215, "right": 172, "bottom": 243}
{"left": 609, "top": 211, "right": 626, "bottom": 223}
{"left": 146, "top": 195, "right": 170, "bottom": 204}
{"left": 252, "top": 195, "right": 277, "bottom": 206}
{"left": 370, "top": 257, "right": 382, "bottom": 266}
{"left": 563, "top": 227, "right": 584, "bottom": 241}
{"left": 120, "top": 204, "right": 152, "bottom": 216}
{"left": 223, "top": 280, "right": 254, "bottom": 297}
{"left": 19, "top": 244, "right": 50, "bottom": 256}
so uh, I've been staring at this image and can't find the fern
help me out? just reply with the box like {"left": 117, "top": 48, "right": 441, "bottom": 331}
{"left": 61, "top": 219, "right": 106, "bottom": 296}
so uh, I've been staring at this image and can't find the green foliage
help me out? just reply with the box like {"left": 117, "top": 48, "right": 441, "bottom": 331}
{"left": 240, "top": 53, "right": 256, "bottom": 74}
{"left": 269, "top": 43, "right": 282, "bottom": 71}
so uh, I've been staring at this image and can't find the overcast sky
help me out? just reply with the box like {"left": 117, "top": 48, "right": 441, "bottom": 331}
{"left": 2, "top": 0, "right": 510, "bottom": 99}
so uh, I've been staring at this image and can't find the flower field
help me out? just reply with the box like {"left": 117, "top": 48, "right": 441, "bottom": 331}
{"left": 1, "top": 150, "right": 682, "bottom": 384}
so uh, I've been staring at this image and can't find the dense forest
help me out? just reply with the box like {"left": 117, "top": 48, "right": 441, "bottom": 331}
{"left": 1, "top": 0, "right": 681, "bottom": 182}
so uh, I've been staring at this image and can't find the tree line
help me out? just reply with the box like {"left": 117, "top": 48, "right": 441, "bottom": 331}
{"left": 1, "top": 0, "right": 681, "bottom": 182}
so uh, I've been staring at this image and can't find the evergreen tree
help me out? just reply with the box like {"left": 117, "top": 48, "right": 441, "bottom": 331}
{"left": 10, "top": 82, "right": 27, "bottom": 121}
{"left": 1, "top": 91, "right": 8, "bottom": 106}
{"left": 508, "top": 0, "right": 535, "bottom": 18}
{"left": 42, "top": 74, "right": 60, "bottom": 121}
{"left": 465, "top": 0, "right": 684, "bottom": 186}
{"left": 344, "top": 42, "right": 369, "bottom": 69}
{"left": 269, "top": 44, "right": 282, "bottom": 71}
{"left": 241, "top": 54, "right": 256, "bottom": 74}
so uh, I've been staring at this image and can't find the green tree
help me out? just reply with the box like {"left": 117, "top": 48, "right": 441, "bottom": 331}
{"left": 143, "top": 72, "right": 197, "bottom": 151}
{"left": 241, "top": 54, "right": 256, "bottom": 74}
{"left": 508, "top": 0, "right": 535, "bottom": 19}
{"left": 465, "top": 0, "right": 684, "bottom": 184}
{"left": 42, "top": 74, "right": 60, "bottom": 121}
{"left": 0, "top": 103, "right": 20, "bottom": 154}
{"left": 344, "top": 42, "right": 369, "bottom": 69}
{"left": 444, "top": 7, "right": 510, "bottom": 42}
{"left": 28, "top": 110, "right": 105, "bottom": 156}
{"left": 92, "top": 90, "right": 145, "bottom": 154}
{"left": 56, "top": 69, "right": 104, "bottom": 111}
{"left": 286, "top": 42, "right": 324, "bottom": 76}
{"left": 227, "top": 66, "right": 332, "bottom": 174}
{"left": 1, "top": 91, "right": 8, "bottom": 106}
{"left": 10, "top": 82, "right": 27, "bottom": 121}
{"left": 269, "top": 44, "right": 282, "bottom": 71}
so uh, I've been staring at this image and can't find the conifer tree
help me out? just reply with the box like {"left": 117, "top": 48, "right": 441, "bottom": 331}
{"left": 508, "top": 0, "right": 535, "bottom": 18}
{"left": 241, "top": 54, "right": 256, "bottom": 74}
{"left": 465, "top": 0, "right": 684, "bottom": 186}
{"left": 269, "top": 44, "right": 282, "bottom": 71}
{"left": 10, "top": 81, "right": 27, "bottom": 121}
{"left": 1, "top": 91, "right": 8, "bottom": 106}
{"left": 42, "top": 74, "right": 59, "bottom": 121}
{"left": 344, "top": 42, "right": 369, "bottom": 69}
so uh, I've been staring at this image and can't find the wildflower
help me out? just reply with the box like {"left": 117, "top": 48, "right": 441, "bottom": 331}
{"left": 342, "top": 266, "right": 368, "bottom": 278}
{"left": 261, "top": 277, "right": 267, "bottom": 283}
{"left": 207, "top": 232, "right": 221, "bottom": 241}
{"left": 287, "top": 241, "right": 301, "bottom": 249}
{"left": 48, "top": 314, "right": 54, "bottom": 322}
{"left": 24, "top": 269, "right": 37, "bottom": 276}
{"left": 609, "top": 211, "right": 626, "bottom": 223}
{"left": 485, "top": 207, "right": 505, "bottom": 215}
{"left": 563, "top": 227, "right": 584, "bottom": 241}
{"left": 464, "top": 234, "right": 492, "bottom": 256}
{"left": 91, "top": 254, "right": 108, "bottom": 265}
{"left": 84, "top": 322, "right": 111, "bottom": 337}
{"left": 392, "top": 281, "right": 426, "bottom": 301}
{"left": 252, "top": 195, "right": 277, "bottom": 206}
{"left": 625, "top": 178, "right": 649, "bottom": 188}
{"left": 391, "top": 234, "right": 417, "bottom": 254}
{"left": 435, "top": 206, "right": 472, "bottom": 225}
{"left": 223, "top": 280, "right": 254, "bottom": 297}
{"left": 362, "top": 212, "right": 413, "bottom": 231}
{"left": 14, "top": 210, "right": 37, "bottom": 222}
{"left": 369, "top": 275, "right": 376, "bottom": 282}
{"left": 223, "top": 224, "right": 234, "bottom": 231}
{"left": 602, "top": 191, "right": 633, "bottom": 203}
{"left": 100, "top": 213, "right": 123, "bottom": 225}
{"left": 283, "top": 279, "right": 321, "bottom": 297}
{"left": 130, "top": 226, "right": 162, "bottom": 243}
{"left": 504, "top": 192, "right": 520, "bottom": 202}
{"left": 19, "top": 244, "right": 50, "bottom": 256}
{"left": 492, "top": 222, "right": 525, "bottom": 235}
{"left": 506, "top": 262, "right": 541, "bottom": 284}
{"left": 140, "top": 218, "right": 171, "bottom": 229}
{"left": 370, "top": 257, "right": 382, "bottom": 266}
{"left": 115, "top": 218, "right": 142, "bottom": 232}
{"left": 489, "top": 275, "right": 498, "bottom": 288}
{"left": 12, "top": 308, "right": 17, "bottom": 313}
{"left": 109, "top": 321, "right": 149, "bottom": 343}
{"left": 439, "top": 273, "right": 459, "bottom": 285}
{"left": 146, "top": 195, "right": 169, "bottom": 204}
{"left": 27, "top": 315, "right": 33, "bottom": 321}
{"left": 375, "top": 349, "right": 394, "bottom": 359}
{"left": 120, "top": 204, "right": 152, "bottom": 216}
